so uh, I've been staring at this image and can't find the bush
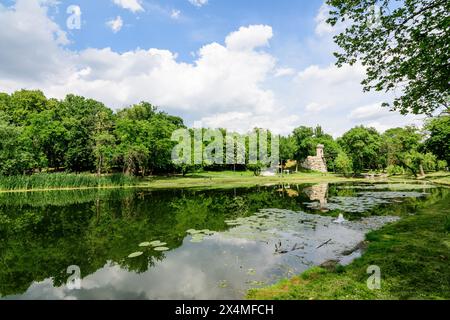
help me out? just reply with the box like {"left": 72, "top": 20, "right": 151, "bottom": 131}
{"left": 387, "top": 165, "right": 406, "bottom": 176}
{"left": 334, "top": 152, "right": 353, "bottom": 176}
{"left": 247, "top": 163, "right": 263, "bottom": 176}
{"left": 437, "top": 160, "right": 448, "bottom": 171}
{"left": 422, "top": 152, "right": 437, "bottom": 172}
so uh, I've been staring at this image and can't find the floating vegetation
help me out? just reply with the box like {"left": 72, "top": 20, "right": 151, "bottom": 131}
{"left": 218, "top": 280, "right": 228, "bottom": 288}
{"left": 153, "top": 247, "right": 169, "bottom": 252}
{"left": 304, "top": 191, "right": 428, "bottom": 213}
{"left": 246, "top": 280, "right": 266, "bottom": 286}
{"left": 190, "top": 235, "right": 204, "bottom": 243}
{"left": 337, "top": 183, "right": 436, "bottom": 191}
{"left": 128, "top": 252, "right": 144, "bottom": 258}
{"left": 187, "top": 229, "right": 202, "bottom": 235}
{"left": 150, "top": 240, "right": 166, "bottom": 247}
{"left": 139, "top": 242, "right": 151, "bottom": 247}
{"left": 187, "top": 229, "right": 215, "bottom": 243}
{"left": 247, "top": 268, "right": 256, "bottom": 275}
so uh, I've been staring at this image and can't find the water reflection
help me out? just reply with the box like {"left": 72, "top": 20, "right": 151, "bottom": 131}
{"left": 0, "top": 182, "right": 446, "bottom": 299}
{"left": 303, "top": 183, "right": 329, "bottom": 211}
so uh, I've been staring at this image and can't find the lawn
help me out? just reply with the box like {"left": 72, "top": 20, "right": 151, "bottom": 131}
{"left": 0, "top": 170, "right": 447, "bottom": 193}
{"left": 0, "top": 171, "right": 361, "bottom": 192}
{"left": 247, "top": 191, "right": 450, "bottom": 300}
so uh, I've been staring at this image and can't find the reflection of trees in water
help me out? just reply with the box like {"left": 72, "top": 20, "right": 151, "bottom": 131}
{"left": 303, "top": 183, "right": 329, "bottom": 210}
{"left": 0, "top": 186, "right": 302, "bottom": 296}
{"left": 0, "top": 185, "right": 446, "bottom": 297}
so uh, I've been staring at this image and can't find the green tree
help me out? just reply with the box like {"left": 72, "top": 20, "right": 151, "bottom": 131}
{"left": 59, "top": 95, "right": 112, "bottom": 172}
{"left": 338, "top": 126, "right": 383, "bottom": 173}
{"left": 424, "top": 115, "right": 450, "bottom": 164}
{"left": 292, "top": 126, "right": 315, "bottom": 163}
{"left": 327, "top": 0, "right": 449, "bottom": 114}
{"left": 382, "top": 126, "right": 422, "bottom": 167}
{"left": 0, "top": 115, "right": 34, "bottom": 175}
{"left": 279, "top": 135, "right": 297, "bottom": 164}
{"left": 334, "top": 152, "right": 353, "bottom": 176}
{"left": 93, "top": 110, "right": 115, "bottom": 175}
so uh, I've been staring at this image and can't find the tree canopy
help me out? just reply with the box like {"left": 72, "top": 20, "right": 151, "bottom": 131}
{"left": 0, "top": 90, "right": 447, "bottom": 177}
{"left": 327, "top": 0, "right": 450, "bottom": 114}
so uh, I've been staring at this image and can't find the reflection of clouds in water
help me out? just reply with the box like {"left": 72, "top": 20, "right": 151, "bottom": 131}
{"left": 11, "top": 237, "right": 279, "bottom": 300}
{"left": 7, "top": 210, "right": 398, "bottom": 300}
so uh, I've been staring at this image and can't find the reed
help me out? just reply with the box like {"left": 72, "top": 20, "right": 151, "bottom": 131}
{"left": 0, "top": 173, "right": 140, "bottom": 191}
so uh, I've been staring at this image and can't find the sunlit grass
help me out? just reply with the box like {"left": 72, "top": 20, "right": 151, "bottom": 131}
{"left": 248, "top": 192, "right": 450, "bottom": 300}
{"left": 0, "top": 173, "right": 139, "bottom": 191}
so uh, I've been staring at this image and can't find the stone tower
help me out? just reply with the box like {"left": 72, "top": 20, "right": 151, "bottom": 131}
{"left": 301, "top": 144, "right": 327, "bottom": 173}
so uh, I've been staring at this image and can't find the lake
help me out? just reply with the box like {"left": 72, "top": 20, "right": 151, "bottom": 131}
{"left": 0, "top": 182, "right": 446, "bottom": 299}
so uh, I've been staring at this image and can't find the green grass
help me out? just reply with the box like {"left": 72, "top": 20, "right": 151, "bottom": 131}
{"left": 247, "top": 192, "right": 450, "bottom": 300}
{"left": 423, "top": 171, "right": 450, "bottom": 186}
{"left": 0, "top": 170, "right": 417, "bottom": 193}
{"left": 0, "top": 173, "right": 140, "bottom": 191}
{"left": 137, "top": 171, "right": 362, "bottom": 190}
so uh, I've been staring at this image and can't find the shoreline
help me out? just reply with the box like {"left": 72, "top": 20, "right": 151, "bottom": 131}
{"left": 0, "top": 173, "right": 374, "bottom": 194}
{"left": 247, "top": 191, "right": 450, "bottom": 300}
{"left": 1, "top": 171, "right": 445, "bottom": 194}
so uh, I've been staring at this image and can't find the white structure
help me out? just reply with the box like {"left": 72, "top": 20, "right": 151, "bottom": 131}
{"left": 301, "top": 144, "right": 327, "bottom": 173}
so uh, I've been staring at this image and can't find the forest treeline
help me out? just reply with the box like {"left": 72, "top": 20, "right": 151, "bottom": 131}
{"left": 0, "top": 90, "right": 448, "bottom": 177}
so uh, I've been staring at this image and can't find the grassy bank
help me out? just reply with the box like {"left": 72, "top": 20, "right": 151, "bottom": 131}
{"left": 0, "top": 173, "right": 140, "bottom": 191}
{"left": 0, "top": 171, "right": 362, "bottom": 193}
{"left": 423, "top": 171, "right": 450, "bottom": 186}
{"left": 247, "top": 192, "right": 450, "bottom": 300}
{"left": 1, "top": 170, "right": 444, "bottom": 193}
{"left": 138, "top": 171, "right": 363, "bottom": 190}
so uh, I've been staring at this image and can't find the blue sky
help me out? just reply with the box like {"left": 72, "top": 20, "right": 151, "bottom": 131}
{"left": 0, "top": 0, "right": 423, "bottom": 135}
{"left": 45, "top": 0, "right": 324, "bottom": 67}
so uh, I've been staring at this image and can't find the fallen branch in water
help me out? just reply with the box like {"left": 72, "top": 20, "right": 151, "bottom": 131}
{"left": 316, "top": 239, "right": 332, "bottom": 249}
{"left": 275, "top": 241, "right": 304, "bottom": 254}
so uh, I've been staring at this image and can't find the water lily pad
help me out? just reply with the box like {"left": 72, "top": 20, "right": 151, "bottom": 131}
{"left": 190, "top": 234, "right": 204, "bottom": 243}
{"left": 153, "top": 247, "right": 169, "bottom": 251}
{"left": 139, "top": 242, "right": 151, "bottom": 247}
{"left": 247, "top": 268, "right": 256, "bottom": 275}
{"left": 150, "top": 240, "right": 166, "bottom": 247}
{"left": 128, "top": 252, "right": 143, "bottom": 258}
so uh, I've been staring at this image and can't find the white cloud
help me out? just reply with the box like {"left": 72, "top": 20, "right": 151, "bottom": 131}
{"left": 349, "top": 103, "right": 393, "bottom": 121}
{"left": 112, "top": 0, "right": 143, "bottom": 13}
{"left": 0, "top": 0, "right": 425, "bottom": 136}
{"left": 107, "top": 16, "right": 123, "bottom": 33}
{"left": 274, "top": 67, "right": 295, "bottom": 77}
{"left": 315, "top": 3, "right": 333, "bottom": 36}
{"left": 170, "top": 9, "right": 181, "bottom": 20}
{"left": 0, "top": 0, "right": 72, "bottom": 83}
{"left": 0, "top": 5, "right": 281, "bottom": 131}
{"left": 225, "top": 25, "right": 273, "bottom": 51}
{"left": 188, "top": 0, "right": 208, "bottom": 7}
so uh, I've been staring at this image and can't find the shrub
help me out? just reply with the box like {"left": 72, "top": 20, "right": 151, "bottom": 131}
{"left": 437, "top": 160, "right": 448, "bottom": 171}
{"left": 334, "top": 152, "right": 353, "bottom": 176}
{"left": 387, "top": 165, "right": 405, "bottom": 176}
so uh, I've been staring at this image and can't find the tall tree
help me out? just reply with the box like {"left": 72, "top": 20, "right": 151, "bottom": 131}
{"left": 424, "top": 115, "right": 450, "bottom": 164}
{"left": 327, "top": 0, "right": 450, "bottom": 114}
{"left": 338, "top": 126, "right": 384, "bottom": 172}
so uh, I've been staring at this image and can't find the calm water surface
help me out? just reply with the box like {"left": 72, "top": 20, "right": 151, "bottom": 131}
{"left": 0, "top": 182, "right": 446, "bottom": 299}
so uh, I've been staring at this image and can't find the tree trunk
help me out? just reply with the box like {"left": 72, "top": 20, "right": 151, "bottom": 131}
{"left": 97, "top": 155, "right": 102, "bottom": 176}
{"left": 419, "top": 164, "right": 425, "bottom": 176}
